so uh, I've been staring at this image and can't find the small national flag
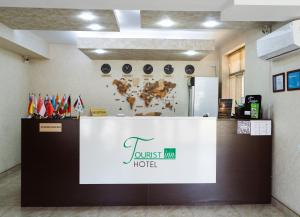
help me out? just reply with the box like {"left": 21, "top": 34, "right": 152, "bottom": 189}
{"left": 79, "top": 96, "right": 85, "bottom": 109}
{"left": 73, "top": 97, "right": 78, "bottom": 108}
{"left": 27, "top": 94, "right": 34, "bottom": 116}
{"left": 34, "top": 94, "right": 38, "bottom": 114}
{"left": 67, "top": 96, "right": 71, "bottom": 114}
{"left": 38, "top": 98, "right": 46, "bottom": 117}
{"left": 58, "top": 95, "right": 66, "bottom": 115}
{"left": 63, "top": 95, "right": 69, "bottom": 112}
{"left": 46, "top": 98, "right": 54, "bottom": 117}
{"left": 51, "top": 95, "right": 56, "bottom": 111}
{"left": 37, "top": 95, "right": 43, "bottom": 113}
{"left": 55, "top": 94, "right": 60, "bottom": 111}
{"left": 74, "top": 96, "right": 84, "bottom": 113}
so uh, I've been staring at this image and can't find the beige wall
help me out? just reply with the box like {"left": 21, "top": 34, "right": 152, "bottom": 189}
{"left": 220, "top": 28, "right": 300, "bottom": 215}
{"left": 271, "top": 53, "right": 300, "bottom": 215}
{"left": 0, "top": 47, "right": 29, "bottom": 173}
{"left": 29, "top": 44, "right": 220, "bottom": 116}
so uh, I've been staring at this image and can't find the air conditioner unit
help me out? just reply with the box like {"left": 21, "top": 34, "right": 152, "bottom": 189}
{"left": 257, "top": 20, "right": 300, "bottom": 60}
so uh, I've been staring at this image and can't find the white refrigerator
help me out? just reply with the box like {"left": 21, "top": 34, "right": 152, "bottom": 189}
{"left": 187, "top": 77, "right": 219, "bottom": 117}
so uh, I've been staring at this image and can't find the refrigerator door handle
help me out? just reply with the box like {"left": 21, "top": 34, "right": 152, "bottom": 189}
{"left": 188, "top": 86, "right": 195, "bottom": 116}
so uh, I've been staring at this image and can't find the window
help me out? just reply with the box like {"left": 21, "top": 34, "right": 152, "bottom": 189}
{"left": 227, "top": 46, "right": 245, "bottom": 104}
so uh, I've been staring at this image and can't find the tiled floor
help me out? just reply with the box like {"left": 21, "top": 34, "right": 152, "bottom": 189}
{"left": 0, "top": 166, "right": 287, "bottom": 217}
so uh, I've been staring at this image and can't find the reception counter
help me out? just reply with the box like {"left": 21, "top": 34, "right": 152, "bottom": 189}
{"left": 21, "top": 117, "right": 272, "bottom": 206}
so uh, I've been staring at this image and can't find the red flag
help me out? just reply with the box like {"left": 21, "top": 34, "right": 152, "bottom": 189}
{"left": 67, "top": 96, "right": 71, "bottom": 113}
{"left": 37, "top": 95, "right": 43, "bottom": 113}
{"left": 58, "top": 95, "right": 66, "bottom": 115}
{"left": 46, "top": 98, "right": 54, "bottom": 117}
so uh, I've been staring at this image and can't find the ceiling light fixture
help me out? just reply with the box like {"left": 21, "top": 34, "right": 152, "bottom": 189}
{"left": 202, "top": 20, "right": 221, "bottom": 28}
{"left": 78, "top": 12, "right": 97, "bottom": 21}
{"left": 87, "top": 24, "right": 104, "bottom": 31}
{"left": 93, "top": 49, "right": 107, "bottom": 54}
{"left": 184, "top": 50, "right": 199, "bottom": 56}
{"left": 156, "top": 18, "right": 175, "bottom": 27}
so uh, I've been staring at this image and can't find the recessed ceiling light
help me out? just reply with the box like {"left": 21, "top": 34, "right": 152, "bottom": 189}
{"left": 157, "top": 18, "right": 176, "bottom": 27}
{"left": 93, "top": 49, "right": 107, "bottom": 54}
{"left": 87, "top": 24, "right": 104, "bottom": 31}
{"left": 202, "top": 20, "right": 221, "bottom": 28}
{"left": 184, "top": 50, "right": 199, "bottom": 56}
{"left": 78, "top": 12, "right": 96, "bottom": 21}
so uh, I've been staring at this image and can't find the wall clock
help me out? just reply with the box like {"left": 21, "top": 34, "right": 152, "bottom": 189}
{"left": 143, "top": 64, "right": 153, "bottom": 74}
{"left": 164, "top": 64, "right": 174, "bottom": 75}
{"left": 101, "top": 64, "right": 111, "bottom": 74}
{"left": 185, "top": 65, "right": 195, "bottom": 75}
{"left": 122, "top": 64, "right": 132, "bottom": 74}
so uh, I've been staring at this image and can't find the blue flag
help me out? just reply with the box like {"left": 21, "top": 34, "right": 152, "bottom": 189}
{"left": 51, "top": 95, "right": 56, "bottom": 110}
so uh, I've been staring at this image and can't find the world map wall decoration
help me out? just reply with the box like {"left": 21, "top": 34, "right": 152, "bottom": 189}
{"left": 112, "top": 78, "right": 177, "bottom": 115}
{"left": 139, "top": 80, "right": 176, "bottom": 107}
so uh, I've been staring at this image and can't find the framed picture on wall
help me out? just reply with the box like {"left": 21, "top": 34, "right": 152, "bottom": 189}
{"left": 273, "top": 73, "right": 285, "bottom": 92}
{"left": 287, "top": 69, "right": 300, "bottom": 91}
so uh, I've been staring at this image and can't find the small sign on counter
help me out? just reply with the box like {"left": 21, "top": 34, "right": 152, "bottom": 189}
{"left": 250, "top": 120, "right": 272, "bottom": 136}
{"left": 39, "top": 123, "right": 62, "bottom": 133}
{"left": 90, "top": 107, "right": 107, "bottom": 116}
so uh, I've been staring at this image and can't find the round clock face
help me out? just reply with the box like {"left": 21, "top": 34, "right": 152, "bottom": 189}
{"left": 164, "top": 64, "right": 174, "bottom": 75}
{"left": 185, "top": 65, "right": 195, "bottom": 75}
{"left": 122, "top": 64, "right": 132, "bottom": 74}
{"left": 101, "top": 64, "right": 111, "bottom": 74}
{"left": 143, "top": 64, "right": 153, "bottom": 74}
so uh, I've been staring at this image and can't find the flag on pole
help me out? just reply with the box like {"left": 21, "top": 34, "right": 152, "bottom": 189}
{"left": 67, "top": 95, "right": 71, "bottom": 114}
{"left": 79, "top": 96, "right": 85, "bottom": 109}
{"left": 74, "top": 96, "right": 84, "bottom": 113}
{"left": 63, "top": 95, "right": 69, "bottom": 113}
{"left": 38, "top": 96, "right": 46, "bottom": 117}
{"left": 46, "top": 98, "right": 54, "bottom": 117}
{"left": 37, "top": 95, "right": 42, "bottom": 113}
{"left": 34, "top": 94, "right": 38, "bottom": 114}
{"left": 51, "top": 95, "right": 56, "bottom": 111}
{"left": 27, "top": 94, "right": 34, "bottom": 116}
{"left": 55, "top": 94, "right": 60, "bottom": 111}
{"left": 58, "top": 95, "right": 66, "bottom": 115}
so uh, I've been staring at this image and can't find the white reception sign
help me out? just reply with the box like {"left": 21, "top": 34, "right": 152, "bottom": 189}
{"left": 80, "top": 117, "right": 216, "bottom": 184}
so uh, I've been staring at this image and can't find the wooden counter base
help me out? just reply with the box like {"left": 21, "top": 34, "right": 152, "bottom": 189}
{"left": 21, "top": 119, "right": 271, "bottom": 206}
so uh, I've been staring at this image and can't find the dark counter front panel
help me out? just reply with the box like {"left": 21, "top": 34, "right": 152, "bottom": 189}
{"left": 21, "top": 119, "right": 147, "bottom": 206}
{"left": 21, "top": 119, "right": 271, "bottom": 206}
{"left": 147, "top": 120, "right": 271, "bottom": 205}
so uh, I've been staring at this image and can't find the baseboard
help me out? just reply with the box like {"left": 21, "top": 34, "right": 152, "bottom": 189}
{"left": 272, "top": 197, "right": 300, "bottom": 217}
{"left": 0, "top": 164, "right": 21, "bottom": 179}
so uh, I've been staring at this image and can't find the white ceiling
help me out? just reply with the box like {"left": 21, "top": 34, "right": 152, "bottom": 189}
{"left": 1, "top": 0, "right": 300, "bottom": 48}
{"left": 0, "top": 0, "right": 230, "bottom": 11}
{"left": 233, "top": 0, "right": 300, "bottom": 6}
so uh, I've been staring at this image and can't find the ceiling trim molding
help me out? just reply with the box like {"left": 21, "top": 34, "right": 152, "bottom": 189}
{"left": 0, "top": 23, "right": 49, "bottom": 59}
{"left": 77, "top": 38, "right": 215, "bottom": 50}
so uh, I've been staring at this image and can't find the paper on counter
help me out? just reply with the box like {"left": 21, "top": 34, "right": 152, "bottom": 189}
{"left": 237, "top": 121, "right": 251, "bottom": 134}
{"left": 250, "top": 120, "right": 272, "bottom": 136}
